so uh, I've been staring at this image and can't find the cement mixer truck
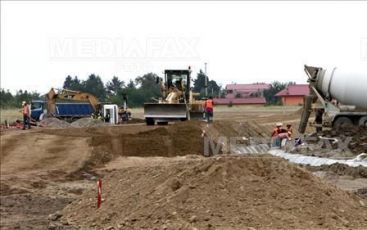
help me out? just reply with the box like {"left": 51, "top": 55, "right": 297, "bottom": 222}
{"left": 299, "top": 65, "right": 367, "bottom": 133}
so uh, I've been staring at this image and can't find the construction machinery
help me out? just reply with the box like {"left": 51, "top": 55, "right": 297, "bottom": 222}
{"left": 31, "top": 88, "right": 126, "bottom": 124}
{"left": 144, "top": 67, "right": 205, "bottom": 125}
{"left": 298, "top": 65, "right": 367, "bottom": 133}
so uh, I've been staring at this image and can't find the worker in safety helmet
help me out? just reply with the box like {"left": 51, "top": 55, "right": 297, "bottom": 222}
{"left": 271, "top": 122, "right": 283, "bottom": 147}
{"left": 21, "top": 101, "right": 31, "bottom": 130}
{"left": 204, "top": 96, "right": 214, "bottom": 123}
{"left": 271, "top": 122, "right": 283, "bottom": 137}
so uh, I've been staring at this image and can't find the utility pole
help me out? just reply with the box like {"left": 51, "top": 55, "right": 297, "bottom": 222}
{"left": 204, "top": 62, "right": 208, "bottom": 97}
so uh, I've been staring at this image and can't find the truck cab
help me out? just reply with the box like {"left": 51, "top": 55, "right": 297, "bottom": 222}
{"left": 31, "top": 100, "right": 46, "bottom": 121}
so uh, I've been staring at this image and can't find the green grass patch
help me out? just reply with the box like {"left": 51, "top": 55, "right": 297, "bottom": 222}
{"left": 0, "top": 109, "right": 23, "bottom": 124}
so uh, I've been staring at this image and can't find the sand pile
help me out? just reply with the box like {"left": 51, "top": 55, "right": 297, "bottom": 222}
{"left": 39, "top": 118, "right": 70, "bottom": 128}
{"left": 70, "top": 118, "right": 106, "bottom": 128}
{"left": 62, "top": 156, "right": 367, "bottom": 229}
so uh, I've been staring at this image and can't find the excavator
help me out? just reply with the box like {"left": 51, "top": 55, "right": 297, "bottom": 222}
{"left": 46, "top": 88, "right": 100, "bottom": 116}
{"left": 31, "top": 88, "right": 130, "bottom": 123}
{"left": 144, "top": 67, "right": 205, "bottom": 125}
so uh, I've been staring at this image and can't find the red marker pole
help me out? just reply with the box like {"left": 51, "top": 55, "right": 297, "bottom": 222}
{"left": 97, "top": 178, "right": 102, "bottom": 208}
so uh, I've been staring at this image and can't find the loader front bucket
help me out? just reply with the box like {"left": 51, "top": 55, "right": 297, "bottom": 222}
{"left": 144, "top": 103, "right": 187, "bottom": 119}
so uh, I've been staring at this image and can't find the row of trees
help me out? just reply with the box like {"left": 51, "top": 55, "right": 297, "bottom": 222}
{"left": 0, "top": 89, "right": 41, "bottom": 108}
{"left": 1, "top": 70, "right": 221, "bottom": 108}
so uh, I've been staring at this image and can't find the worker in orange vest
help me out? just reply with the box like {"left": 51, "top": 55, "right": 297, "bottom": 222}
{"left": 204, "top": 96, "right": 214, "bottom": 123}
{"left": 21, "top": 101, "right": 31, "bottom": 130}
{"left": 271, "top": 122, "right": 283, "bottom": 147}
{"left": 271, "top": 122, "right": 282, "bottom": 137}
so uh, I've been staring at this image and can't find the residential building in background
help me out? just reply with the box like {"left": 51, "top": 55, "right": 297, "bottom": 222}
{"left": 214, "top": 83, "right": 270, "bottom": 106}
{"left": 275, "top": 84, "right": 310, "bottom": 106}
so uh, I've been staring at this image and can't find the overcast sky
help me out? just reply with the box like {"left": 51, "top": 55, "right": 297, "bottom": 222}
{"left": 1, "top": 1, "right": 367, "bottom": 94}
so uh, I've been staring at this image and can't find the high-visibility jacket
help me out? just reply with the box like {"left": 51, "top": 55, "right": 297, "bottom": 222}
{"left": 205, "top": 99, "right": 214, "bottom": 109}
{"left": 22, "top": 105, "right": 30, "bottom": 116}
{"left": 271, "top": 128, "right": 280, "bottom": 137}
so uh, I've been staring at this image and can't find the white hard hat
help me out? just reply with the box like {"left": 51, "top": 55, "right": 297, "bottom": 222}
{"left": 22, "top": 101, "right": 26, "bottom": 105}
{"left": 276, "top": 122, "right": 283, "bottom": 127}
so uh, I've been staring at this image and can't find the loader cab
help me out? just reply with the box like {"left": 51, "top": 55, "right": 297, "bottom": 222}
{"left": 165, "top": 69, "right": 190, "bottom": 101}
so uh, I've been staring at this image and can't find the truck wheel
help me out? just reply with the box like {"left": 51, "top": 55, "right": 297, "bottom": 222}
{"left": 358, "top": 116, "right": 367, "bottom": 127}
{"left": 146, "top": 118, "right": 155, "bottom": 126}
{"left": 157, "top": 122, "right": 168, "bottom": 125}
{"left": 333, "top": 117, "right": 353, "bottom": 129}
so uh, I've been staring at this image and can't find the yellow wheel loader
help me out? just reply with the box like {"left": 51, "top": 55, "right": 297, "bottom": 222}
{"left": 144, "top": 67, "right": 204, "bottom": 125}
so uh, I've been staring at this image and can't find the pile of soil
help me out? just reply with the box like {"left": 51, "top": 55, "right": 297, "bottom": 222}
{"left": 39, "top": 118, "right": 70, "bottom": 128}
{"left": 203, "top": 120, "right": 270, "bottom": 154}
{"left": 70, "top": 117, "right": 106, "bottom": 128}
{"left": 306, "top": 163, "right": 367, "bottom": 178}
{"left": 80, "top": 121, "right": 205, "bottom": 171}
{"left": 61, "top": 156, "right": 367, "bottom": 229}
{"left": 291, "top": 126, "right": 367, "bottom": 157}
{"left": 207, "top": 120, "right": 269, "bottom": 138}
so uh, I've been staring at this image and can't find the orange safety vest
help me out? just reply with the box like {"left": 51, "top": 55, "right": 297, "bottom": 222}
{"left": 272, "top": 128, "right": 280, "bottom": 137}
{"left": 23, "top": 105, "right": 30, "bottom": 116}
{"left": 205, "top": 99, "right": 213, "bottom": 109}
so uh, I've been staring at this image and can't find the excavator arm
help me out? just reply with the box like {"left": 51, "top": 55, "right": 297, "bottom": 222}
{"left": 46, "top": 88, "right": 100, "bottom": 116}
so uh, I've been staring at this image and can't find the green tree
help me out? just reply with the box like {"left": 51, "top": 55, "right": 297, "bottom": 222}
{"left": 82, "top": 74, "right": 107, "bottom": 101}
{"left": 0, "top": 89, "right": 41, "bottom": 108}
{"left": 193, "top": 69, "right": 206, "bottom": 94}
{"left": 63, "top": 76, "right": 83, "bottom": 91}
{"left": 0, "top": 89, "right": 15, "bottom": 108}
{"left": 63, "top": 75, "right": 73, "bottom": 89}
{"left": 106, "top": 76, "right": 125, "bottom": 96}
{"left": 263, "top": 81, "right": 288, "bottom": 105}
{"left": 208, "top": 80, "right": 221, "bottom": 97}
{"left": 134, "top": 73, "right": 160, "bottom": 104}
{"left": 193, "top": 69, "right": 221, "bottom": 97}
{"left": 126, "top": 79, "right": 136, "bottom": 89}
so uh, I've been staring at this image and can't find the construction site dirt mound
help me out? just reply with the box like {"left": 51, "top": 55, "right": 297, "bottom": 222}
{"left": 291, "top": 126, "right": 367, "bottom": 157}
{"left": 208, "top": 120, "right": 269, "bottom": 138}
{"left": 70, "top": 117, "right": 106, "bottom": 128}
{"left": 203, "top": 120, "right": 269, "bottom": 154}
{"left": 39, "top": 117, "right": 70, "bottom": 128}
{"left": 62, "top": 156, "right": 367, "bottom": 230}
{"left": 91, "top": 121, "right": 204, "bottom": 159}
{"left": 69, "top": 121, "right": 205, "bottom": 173}
{"left": 306, "top": 163, "right": 367, "bottom": 178}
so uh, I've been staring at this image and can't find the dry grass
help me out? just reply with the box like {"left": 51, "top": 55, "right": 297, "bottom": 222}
{"left": 0, "top": 109, "right": 23, "bottom": 124}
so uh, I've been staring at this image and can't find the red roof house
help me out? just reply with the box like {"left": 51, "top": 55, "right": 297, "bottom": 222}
{"left": 214, "top": 83, "right": 270, "bottom": 106}
{"left": 275, "top": 84, "right": 310, "bottom": 106}
{"left": 214, "top": 97, "right": 266, "bottom": 106}
{"left": 225, "top": 83, "right": 271, "bottom": 98}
